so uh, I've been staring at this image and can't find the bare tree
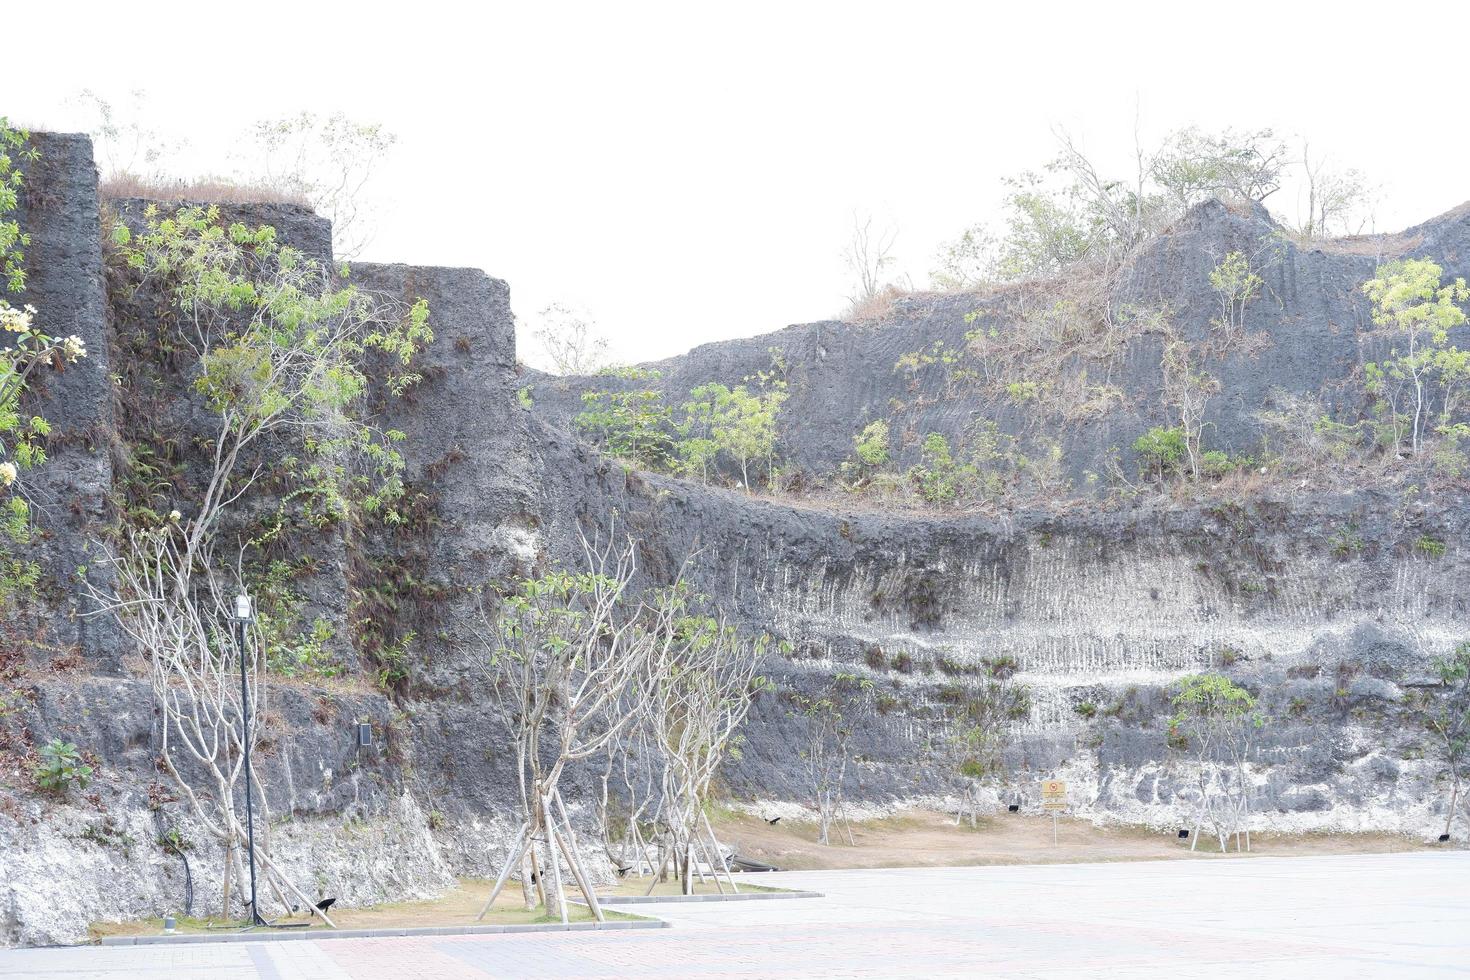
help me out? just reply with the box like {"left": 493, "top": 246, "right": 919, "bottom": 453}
{"left": 70, "top": 88, "right": 181, "bottom": 184}
{"left": 598, "top": 714, "right": 662, "bottom": 877}
{"left": 1398, "top": 621, "right": 1470, "bottom": 840}
{"left": 90, "top": 530, "right": 331, "bottom": 922}
{"left": 531, "top": 303, "right": 610, "bottom": 375}
{"left": 475, "top": 529, "right": 663, "bottom": 923}
{"left": 1295, "top": 143, "right": 1373, "bottom": 241}
{"left": 1160, "top": 334, "right": 1220, "bottom": 479}
{"left": 795, "top": 674, "right": 870, "bottom": 845}
{"left": 842, "top": 212, "right": 898, "bottom": 309}
{"left": 250, "top": 112, "right": 397, "bottom": 258}
{"left": 642, "top": 605, "right": 768, "bottom": 894}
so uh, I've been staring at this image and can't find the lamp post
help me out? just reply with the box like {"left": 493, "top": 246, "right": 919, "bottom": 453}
{"left": 234, "top": 591, "right": 266, "bottom": 927}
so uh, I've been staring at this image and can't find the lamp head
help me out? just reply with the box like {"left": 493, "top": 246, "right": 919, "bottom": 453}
{"left": 235, "top": 593, "right": 254, "bottom": 622}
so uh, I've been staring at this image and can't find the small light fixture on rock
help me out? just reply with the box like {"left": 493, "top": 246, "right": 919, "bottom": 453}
{"left": 1007, "top": 804, "right": 1020, "bottom": 813}
{"left": 358, "top": 723, "right": 373, "bottom": 748}
{"left": 1178, "top": 829, "right": 1190, "bottom": 839}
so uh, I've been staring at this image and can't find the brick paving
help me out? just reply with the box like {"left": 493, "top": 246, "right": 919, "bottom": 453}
{"left": 2, "top": 852, "right": 1467, "bottom": 978}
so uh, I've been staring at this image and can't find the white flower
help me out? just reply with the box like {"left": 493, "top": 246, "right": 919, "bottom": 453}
{"left": 0, "top": 462, "right": 16, "bottom": 487}
{"left": 168, "top": 509, "right": 182, "bottom": 523}
{"left": 0, "top": 303, "right": 32, "bottom": 334}
{"left": 62, "top": 335, "right": 88, "bottom": 362}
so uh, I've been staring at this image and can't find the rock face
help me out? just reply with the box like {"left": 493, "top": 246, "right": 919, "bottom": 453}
{"left": 1, "top": 133, "right": 1466, "bottom": 946}
{"left": 527, "top": 199, "right": 1470, "bottom": 481}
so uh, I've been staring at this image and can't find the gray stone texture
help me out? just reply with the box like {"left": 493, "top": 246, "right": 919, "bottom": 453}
{"left": 3, "top": 133, "right": 1467, "bottom": 946}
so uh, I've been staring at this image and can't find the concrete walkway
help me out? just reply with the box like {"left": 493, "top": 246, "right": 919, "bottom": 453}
{"left": 2, "top": 852, "right": 1467, "bottom": 978}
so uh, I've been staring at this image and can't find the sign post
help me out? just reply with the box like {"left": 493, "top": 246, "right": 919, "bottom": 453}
{"left": 1041, "top": 779, "right": 1067, "bottom": 845}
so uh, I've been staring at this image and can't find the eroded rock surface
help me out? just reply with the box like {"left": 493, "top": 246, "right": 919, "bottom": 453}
{"left": 2, "top": 133, "right": 1466, "bottom": 946}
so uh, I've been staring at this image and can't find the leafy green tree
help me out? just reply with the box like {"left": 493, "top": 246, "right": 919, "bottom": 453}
{"left": 683, "top": 381, "right": 786, "bottom": 491}
{"left": 906, "top": 424, "right": 1022, "bottom": 506}
{"left": 853, "top": 420, "right": 891, "bottom": 469}
{"left": 575, "top": 368, "right": 674, "bottom": 469}
{"left": 674, "top": 435, "right": 719, "bottom": 484}
{"left": 992, "top": 171, "right": 1104, "bottom": 281}
{"left": 930, "top": 226, "right": 997, "bottom": 290}
{"left": 1362, "top": 259, "right": 1470, "bottom": 454}
{"left": 938, "top": 126, "right": 1293, "bottom": 287}
{"left": 1150, "top": 127, "right": 1287, "bottom": 209}
{"left": 89, "top": 205, "right": 430, "bottom": 925}
{"left": 1209, "top": 250, "right": 1263, "bottom": 335}
{"left": 676, "top": 384, "right": 721, "bottom": 483}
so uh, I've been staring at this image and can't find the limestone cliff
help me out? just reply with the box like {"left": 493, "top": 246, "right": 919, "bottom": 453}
{"left": 0, "top": 133, "right": 1465, "bottom": 946}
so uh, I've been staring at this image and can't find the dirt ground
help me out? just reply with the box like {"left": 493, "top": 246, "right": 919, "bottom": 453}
{"left": 89, "top": 875, "right": 792, "bottom": 939}
{"left": 711, "top": 808, "right": 1440, "bottom": 871}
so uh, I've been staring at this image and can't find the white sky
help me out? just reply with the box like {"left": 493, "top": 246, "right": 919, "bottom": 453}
{"left": 9, "top": 1, "right": 1470, "bottom": 366}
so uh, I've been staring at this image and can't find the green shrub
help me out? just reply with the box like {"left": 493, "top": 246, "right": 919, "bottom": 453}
{"left": 34, "top": 739, "right": 93, "bottom": 792}
{"left": 853, "top": 420, "right": 890, "bottom": 469}
{"left": 1134, "top": 425, "right": 1187, "bottom": 480}
{"left": 1415, "top": 536, "right": 1446, "bottom": 559}
{"left": 1075, "top": 700, "right": 1098, "bottom": 719}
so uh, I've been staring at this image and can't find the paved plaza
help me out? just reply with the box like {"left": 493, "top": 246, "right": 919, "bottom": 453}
{"left": 2, "top": 852, "right": 1467, "bottom": 978}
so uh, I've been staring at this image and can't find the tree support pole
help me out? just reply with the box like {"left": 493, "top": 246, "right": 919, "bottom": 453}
{"left": 478, "top": 822, "right": 531, "bottom": 921}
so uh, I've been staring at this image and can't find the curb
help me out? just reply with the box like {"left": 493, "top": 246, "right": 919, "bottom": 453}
{"left": 97, "top": 918, "right": 668, "bottom": 946}
{"left": 594, "top": 890, "right": 824, "bottom": 905}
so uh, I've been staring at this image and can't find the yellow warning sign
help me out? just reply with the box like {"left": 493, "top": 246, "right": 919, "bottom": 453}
{"left": 1041, "top": 779, "right": 1067, "bottom": 810}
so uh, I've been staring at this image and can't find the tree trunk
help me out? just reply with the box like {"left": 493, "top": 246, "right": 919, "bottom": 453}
{"left": 221, "top": 840, "right": 234, "bottom": 919}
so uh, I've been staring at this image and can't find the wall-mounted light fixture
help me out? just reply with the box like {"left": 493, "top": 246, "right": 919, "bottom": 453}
{"left": 358, "top": 723, "right": 373, "bottom": 748}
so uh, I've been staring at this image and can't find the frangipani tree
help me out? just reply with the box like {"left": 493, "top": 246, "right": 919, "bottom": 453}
{"left": 1169, "top": 673, "right": 1265, "bottom": 853}
{"left": 946, "top": 665, "right": 1031, "bottom": 828}
{"left": 642, "top": 601, "right": 770, "bottom": 894}
{"left": 476, "top": 531, "right": 667, "bottom": 923}
{"left": 87, "top": 205, "right": 430, "bottom": 922}
{"left": 1411, "top": 642, "right": 1470, "bottom": 839}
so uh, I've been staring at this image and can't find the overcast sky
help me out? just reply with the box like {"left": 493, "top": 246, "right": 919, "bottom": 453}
{"left": 9, "top": 1, "right": 1470, "bottom": 367}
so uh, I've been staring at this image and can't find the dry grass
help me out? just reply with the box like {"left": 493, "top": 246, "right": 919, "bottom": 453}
{"left": 99, "top": 172, "right": 312, "bottom": 207}
{"left": 89, "top": 877, "right": 648, "bottom": 940}
{"left": 711, "top": 807, "right": 1440, "bottom": 872}
{"left": 842, "top": 284, "right": 912, "bottom": 323}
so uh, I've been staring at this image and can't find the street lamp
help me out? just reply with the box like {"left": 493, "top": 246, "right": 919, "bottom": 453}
{"left": 234, "top": 591, "right": 266, "bottom": 927}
